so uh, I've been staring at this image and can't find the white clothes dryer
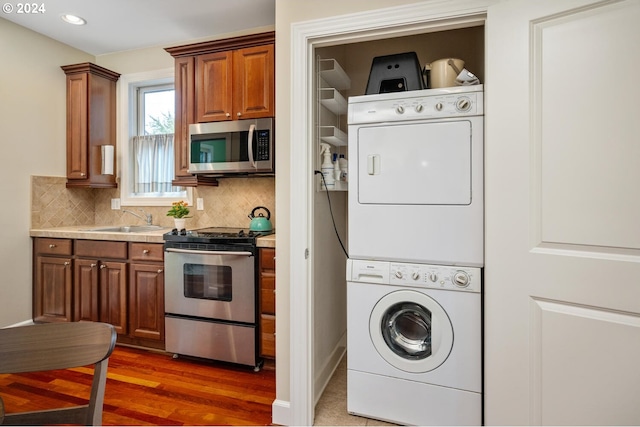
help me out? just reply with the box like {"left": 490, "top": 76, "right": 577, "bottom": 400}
{"left": 347, "top": 259, "right": 482, "bottom": 426}
{"left": 348, "top": 85, "right": 484, "bottom": 267}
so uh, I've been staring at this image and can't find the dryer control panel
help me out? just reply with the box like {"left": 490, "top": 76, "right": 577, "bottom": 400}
{"left": 348, "top": 85, "right": 483, "bottom": 124}
{"left": 347, "top": 259, "right": 481, "bottom": 293}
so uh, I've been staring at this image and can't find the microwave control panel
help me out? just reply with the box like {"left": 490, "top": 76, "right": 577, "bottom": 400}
{"left": 256, "top": 130, "right": 270, "bottom": 160}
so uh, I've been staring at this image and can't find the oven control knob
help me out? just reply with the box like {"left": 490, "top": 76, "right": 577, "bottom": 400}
{"left": 411, "top": 272, "right": 420, "bottom": 281}
{"left": 453, "top": 271, "right": 470, "bottom": 288}
{"left": 428, "top": 272, "right": 438, "bottom": 282}
{"left": 394, "top": 270, "right": 403, "bottom": 279}
{"left": 395, "top": 105, "right": 405, "bottom": 114}
{"left": 435, "top": 102, "right": 443, "bottom": 111}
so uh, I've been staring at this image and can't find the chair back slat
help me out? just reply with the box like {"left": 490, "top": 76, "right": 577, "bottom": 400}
{"left": 0, "top": 322, "right": 116, "bottom": 374}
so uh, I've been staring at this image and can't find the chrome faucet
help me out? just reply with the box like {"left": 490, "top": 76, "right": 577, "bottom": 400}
{"left": 122, "top": 209, "right": 153, "bottom": 225}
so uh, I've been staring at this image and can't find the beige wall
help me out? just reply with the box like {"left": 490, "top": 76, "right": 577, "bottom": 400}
{"left": 0, "top": 18, "right": 93, "bottom": 327}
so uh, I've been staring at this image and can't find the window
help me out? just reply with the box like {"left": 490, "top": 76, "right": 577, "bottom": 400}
{"left": 118, "top": 69, "right": 192, "bottom": 206}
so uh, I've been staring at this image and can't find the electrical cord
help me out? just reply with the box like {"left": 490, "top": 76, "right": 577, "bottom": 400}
{"left": 315, "top": 170, "right": 349, "bottom": 258}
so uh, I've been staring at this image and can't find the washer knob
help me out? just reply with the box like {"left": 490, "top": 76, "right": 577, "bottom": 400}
{"left": 435, "top": 102, "right": 443, "bottom": 111}
{"left": 396, "top": 105, "right": 405, "bottom": 114}
{"left": 394, "top": 270, "right": 403, "bottom": 279}
{"left": 415, "top": 104, "right": 423, "bottom": 113}
{"left": 428, "top": 272, "right": 438, "bottom": 282}
{"left": 453, "top": 271, "right": 470, "bottom": 287}
{"left": 411, "top": 272, "right": 420, "bottom": 281}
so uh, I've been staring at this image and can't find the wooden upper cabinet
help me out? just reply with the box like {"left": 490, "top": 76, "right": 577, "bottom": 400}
{"left": 197, "top": 51, "right": 234, "bottom": 122}
{"left": 196, "top": 45, "right": 275, "bottom": 122}
{"left": 174, "top": 56, "right": 195, "bottom": 179}
{"left": 61, "top": 63, "right": 120, "bottom": 188}
{"left": 233, "top": 44, "right": 275, "bottom": 120}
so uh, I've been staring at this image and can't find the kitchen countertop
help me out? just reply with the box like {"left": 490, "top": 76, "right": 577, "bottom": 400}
{"left": 30, "top": 226, "right": 276, "bottom": 248}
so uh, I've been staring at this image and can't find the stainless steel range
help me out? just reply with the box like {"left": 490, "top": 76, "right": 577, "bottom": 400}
{"left": 163, "top": 227, "right": 273, "bottom": 370}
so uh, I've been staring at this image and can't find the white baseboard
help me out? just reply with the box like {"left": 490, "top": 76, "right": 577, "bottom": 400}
{"left": 4, "top": 319, "right": 35, "bottom": 328}
{"left": 272, "top": 398, "right": 291, "bottom": 426}
{"left": 314, "top": 332, "right": 347, "bottom": 405}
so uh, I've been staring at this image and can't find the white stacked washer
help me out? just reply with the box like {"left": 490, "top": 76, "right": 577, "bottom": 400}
{"left": 346, "top": 86, "right": 484, "bottom": 425}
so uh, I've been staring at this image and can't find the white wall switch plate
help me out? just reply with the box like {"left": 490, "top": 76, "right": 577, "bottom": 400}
{"left": 111, "top": 198, "right": 121, "bottom": 210}
{"left": 196, "top": 198, "right": 204, "bottom": 210}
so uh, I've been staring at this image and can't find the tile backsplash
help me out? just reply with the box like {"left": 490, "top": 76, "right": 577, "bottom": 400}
{"left": 31, "top": 176, "right": 276, "bottom": 230}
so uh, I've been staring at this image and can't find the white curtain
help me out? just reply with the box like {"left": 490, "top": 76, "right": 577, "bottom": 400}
{"left": 132, "top": 134, "right": 176, "bottom": 193}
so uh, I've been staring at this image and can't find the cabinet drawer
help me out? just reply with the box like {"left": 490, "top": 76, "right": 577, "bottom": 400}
{"left": 129, "top": 242, "right": 164, "bottom": 262}
{"left": 260, "top": 248, "right": 275, "bottom": 270}
{"left": 260, "top": 314, "right": 275, "bottom": 358}
{"left": 75, "top": 240, "right": 127, "bottom": 259}
{"left": 34, "top": 238, "right": 73, "bottom": 256}
{"left": 260, "top": 275, "right": 275, "bottom": 315}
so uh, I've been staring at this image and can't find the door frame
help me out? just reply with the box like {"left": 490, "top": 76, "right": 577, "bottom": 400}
{"left": 288, "top": 1, "right": 496, "bottom": 425}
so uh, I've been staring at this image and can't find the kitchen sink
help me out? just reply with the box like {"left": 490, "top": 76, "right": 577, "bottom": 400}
{"left": 83, "top": 225, "right": 166, "bottom": 233}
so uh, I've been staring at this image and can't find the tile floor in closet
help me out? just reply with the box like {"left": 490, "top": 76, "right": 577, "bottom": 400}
{"left": 314, "top": 357, "right": 396, "bottom": 426}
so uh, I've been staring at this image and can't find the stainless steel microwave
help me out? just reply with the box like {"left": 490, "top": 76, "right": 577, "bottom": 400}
{"left": 188, "top": 118, "right": 274, "bottom": 175}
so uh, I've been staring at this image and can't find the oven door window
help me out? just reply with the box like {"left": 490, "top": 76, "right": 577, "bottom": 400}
{"left": 183, "top": 263, "right": 232, "bottom": 301}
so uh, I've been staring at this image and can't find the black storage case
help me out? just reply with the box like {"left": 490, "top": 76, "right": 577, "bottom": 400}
{"left": 365, "top": 52, "right": 425, "bottom": 95}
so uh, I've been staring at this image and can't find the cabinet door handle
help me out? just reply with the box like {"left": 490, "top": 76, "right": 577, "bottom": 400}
{"left": 273, "top": 289, "right": 276, "bottom": 294}
{"left": 80, "top": 172, "right": 86, "bottom": 177}
{"left": 100, "top": 264, "right": 106, "bottom": 269}
{"left": 49, "top": 244, "right": 56, "bottom": 248}
{"left": 90, "top": 263, "right": 97, "bottom": 268}
{"left": 225, "top": 112, "right": 230, "bottom": 118}
{"left": 143, "top": 249, "right": 150, "bottom": 254}
{"left": 64, "top": 261, "right": 70, "bottom": 266}
{"left": 237, "top": 112, "right": 242, "bottom": 117}
{"left": 157, "top": 269, "right": 163, "bottom": 274}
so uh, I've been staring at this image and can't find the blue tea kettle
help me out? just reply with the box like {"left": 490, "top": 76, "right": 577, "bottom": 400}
{"left": 248, "top": 206, "right": 273, "bottom": 232}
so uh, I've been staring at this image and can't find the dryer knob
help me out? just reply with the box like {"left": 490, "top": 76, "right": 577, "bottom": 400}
{"left": 428, "top": 272, "right": 438, "bottom": 282}
{"left": 396, "top": 105, "right": 405, "bottom": 114}
{"left": 435, "top": 102, "right": 443, "bottom": 111}
{"left": 415, "top": 104, "right": 423, "bottom": 113}
{"left": 411, "top": 272, "right": 420, "bottom": 281}
{"left": 456, "top": 97, "right": 471, "bottom": 112}
{"left": 394, "top": 270, "right": 403, "bottom": 279}
{"left": 453, "top": 271, "right": 470, "bottom": 288}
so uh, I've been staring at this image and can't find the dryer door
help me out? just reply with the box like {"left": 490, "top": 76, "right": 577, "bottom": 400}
{"left": 369, "top": 290, "right": 453, "bottom": 373}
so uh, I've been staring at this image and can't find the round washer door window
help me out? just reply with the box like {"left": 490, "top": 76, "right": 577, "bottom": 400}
{"left": 369, "top": 290, "right": 453, "bottom": 373}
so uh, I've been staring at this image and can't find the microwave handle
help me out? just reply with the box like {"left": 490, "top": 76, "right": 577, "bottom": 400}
{"left": 247, "top": 123, "right": 257, "bottom": 168}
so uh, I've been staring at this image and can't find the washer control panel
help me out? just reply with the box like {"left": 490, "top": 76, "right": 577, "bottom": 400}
{"left": 389, "top": 262, "right": 481, "bottom": 293}
{"left": 348, "top": 259, "right": 481, "bottom": 293}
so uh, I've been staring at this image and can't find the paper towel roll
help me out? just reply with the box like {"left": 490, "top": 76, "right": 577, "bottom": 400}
{"left": 101, "top": 145, "right": 114, "bottom": 175}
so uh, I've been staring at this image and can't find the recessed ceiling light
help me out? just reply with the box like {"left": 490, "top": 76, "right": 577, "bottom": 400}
{"left": 61, "top": 14, "right": 86, "bottom": 25}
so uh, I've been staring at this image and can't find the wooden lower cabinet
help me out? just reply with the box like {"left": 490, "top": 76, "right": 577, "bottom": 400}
{"left": 33, "top": 238, "right": 73, "bottom": 323}
{"left": 129, "top": 263, "right": 164, "bottom": 342}
{"left": 33, "top": 238, "right": 165, "bottom": 350}
{"left": 259, "top": 247, "right": 276, "bottom": 358}
{"left": 34, "top": 255, "right": 73, "bottom": 322}
{"left": 99, "top": 261, "right": 128, "bottom": 334}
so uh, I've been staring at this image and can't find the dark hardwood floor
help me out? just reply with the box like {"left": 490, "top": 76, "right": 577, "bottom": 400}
{"left": 0, "top": 345, "right": 276, "bottom": 425}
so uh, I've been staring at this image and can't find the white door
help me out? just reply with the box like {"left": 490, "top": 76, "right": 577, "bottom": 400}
{"left": 485, "top": 0, "right": 640, "bottom": 425}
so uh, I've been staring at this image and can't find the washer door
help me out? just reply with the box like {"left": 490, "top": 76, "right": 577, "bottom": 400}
{"left": 369, "top": 290, "right": 453, "bottom": 373}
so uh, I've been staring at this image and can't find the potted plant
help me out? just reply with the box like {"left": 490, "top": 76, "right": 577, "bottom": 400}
{"left": 167, "top": 201, "right": 191, "bottom": 230}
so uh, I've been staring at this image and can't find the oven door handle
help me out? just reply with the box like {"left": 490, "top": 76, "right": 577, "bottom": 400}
{"left": 165, "top": 248, "right": 253, "bottom": 257}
